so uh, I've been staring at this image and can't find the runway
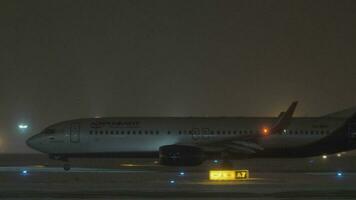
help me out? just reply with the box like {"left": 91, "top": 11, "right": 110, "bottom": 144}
{"left": 0, "top": 165, "right": 356, "bottom": 199}
{"left": 0, "top": 154, "right": 356, "bottom": 199}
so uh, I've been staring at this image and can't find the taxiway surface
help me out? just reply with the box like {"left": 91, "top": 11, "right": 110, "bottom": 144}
{"left": 0, "top": 154, "right": 355, "bottom": 199}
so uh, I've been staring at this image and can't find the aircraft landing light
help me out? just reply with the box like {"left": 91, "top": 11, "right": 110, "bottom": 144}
{"left": 169, "top": 180, "right": 176, "bottom": 184}
{"left": 322, "top": 155, "right": 328, "bottom": 159}
{"left": 337, "top": 172, "right": 343, "bottom": 177}
{"left": 179, "top": 171, "right": 185, "bottom": 176}
{"left": 209, "top": 170, "right": 249, "bottom": 181}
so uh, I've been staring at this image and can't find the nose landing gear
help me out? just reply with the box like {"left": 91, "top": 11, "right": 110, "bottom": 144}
{"left": 49, "top": 154, "right": 71, "bottom": 171}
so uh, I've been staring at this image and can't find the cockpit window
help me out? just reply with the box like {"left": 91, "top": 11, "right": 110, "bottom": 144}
{"left": 43, "top": 129, "right": 55, "bottom": 134}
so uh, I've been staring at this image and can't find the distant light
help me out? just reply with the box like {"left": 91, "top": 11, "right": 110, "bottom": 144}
{"left": 262, "top": 128, "right": 270, "bottom": 136}
{"left": 283, "top": 129, "right": 287, "bottom": 134}
{"left": 322, "top": 155, "right": 328, "bottom": 159}
{"left": 21, "top": 170, "right": 28, "bottom": 175}
{"left": 213, "top": 160, "right": 219, "bottom": 164}
{"left": 337, "top": 172, "right": 343, "bottom": 177}
{"left": 169, "top": 180, "right": 175, "bottom": 184}
{"left": 337, "top": 153, "right": 341, "bottom": 157}
{"left": 120, "top": 163, "right": 136, "bottom": 167}
{"left": 179, "top": 171, "right": 185, "bottom": 176}
{"left": 18, "top": 124, "right": 29, "bottom": 130}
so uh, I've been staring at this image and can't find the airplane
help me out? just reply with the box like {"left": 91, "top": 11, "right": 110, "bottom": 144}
{"left": 26, "top": 102, "right": 356, "bottom": 171}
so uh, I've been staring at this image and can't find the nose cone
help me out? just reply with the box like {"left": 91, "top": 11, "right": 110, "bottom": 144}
{"left": 26, "top": 134, "right": 43, "bottom": 152}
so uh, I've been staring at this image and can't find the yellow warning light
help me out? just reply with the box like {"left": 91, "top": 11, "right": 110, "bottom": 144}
{"left": 209, "top": 170, "right": 249, "bottom": 181}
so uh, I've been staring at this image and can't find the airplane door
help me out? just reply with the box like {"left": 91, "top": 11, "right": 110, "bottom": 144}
{"left": 70, "top": 123, "right": 80, "bottom": 143}
{"left": 348, "top": 123, "right": 356, "bottom": 139}
{"left": 192, "top": 128, "right": 200, "bottom": 140}
{"left": 192, "top": 128, "right": 210, "bottom": 141}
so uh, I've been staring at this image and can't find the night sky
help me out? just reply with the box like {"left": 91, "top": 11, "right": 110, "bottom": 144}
{"left": 1, "top": 0, "right": 356, "bottom": 153}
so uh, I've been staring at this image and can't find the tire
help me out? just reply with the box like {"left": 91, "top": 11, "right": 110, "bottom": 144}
{"left": 63, "top": 163, "right": 71, "bottom": 171}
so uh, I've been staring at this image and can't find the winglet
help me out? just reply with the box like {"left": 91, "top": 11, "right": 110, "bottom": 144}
{"left": 270, "top": 101, "right": 298, "bottom": 134}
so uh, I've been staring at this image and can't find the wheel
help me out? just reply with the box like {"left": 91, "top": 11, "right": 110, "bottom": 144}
{"left": 63, "top": 163, "right": 71, "bottom": 171}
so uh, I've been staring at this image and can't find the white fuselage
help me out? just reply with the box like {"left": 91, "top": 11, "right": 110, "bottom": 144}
{"left": 27, "top": 117, "right": 347, "bottom": 156}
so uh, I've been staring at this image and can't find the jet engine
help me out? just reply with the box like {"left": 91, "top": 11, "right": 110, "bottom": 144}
{"left": 159, "top": 145, "right": 205, "bottom": 166}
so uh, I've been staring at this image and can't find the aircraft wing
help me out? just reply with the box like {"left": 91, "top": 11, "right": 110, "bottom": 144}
{"left": 224, "top": 140, "right": 264, "bottom": 154}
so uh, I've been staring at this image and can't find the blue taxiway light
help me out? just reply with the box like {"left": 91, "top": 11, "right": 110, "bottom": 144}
{"left": 21, "top": 170, "right": 28, "bottom": 175}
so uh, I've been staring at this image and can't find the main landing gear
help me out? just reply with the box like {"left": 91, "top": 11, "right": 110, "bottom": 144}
{"left": 63, "top": 163, "right": 71, "bottom": 171}
{"left": 220, "top": 151, "right": 234, "bottom": 169}
{"left": 220, "top": 159, "right": 234, "bottom": 169}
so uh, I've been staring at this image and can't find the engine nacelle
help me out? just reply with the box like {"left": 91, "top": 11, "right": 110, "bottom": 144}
{"left": 159, "top": 145, "right": 205, "bottom": 166}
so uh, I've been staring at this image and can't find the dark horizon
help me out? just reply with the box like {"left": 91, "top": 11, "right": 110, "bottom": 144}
{"left": 1, "top": 0, "right": 356, "bottom": 153}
